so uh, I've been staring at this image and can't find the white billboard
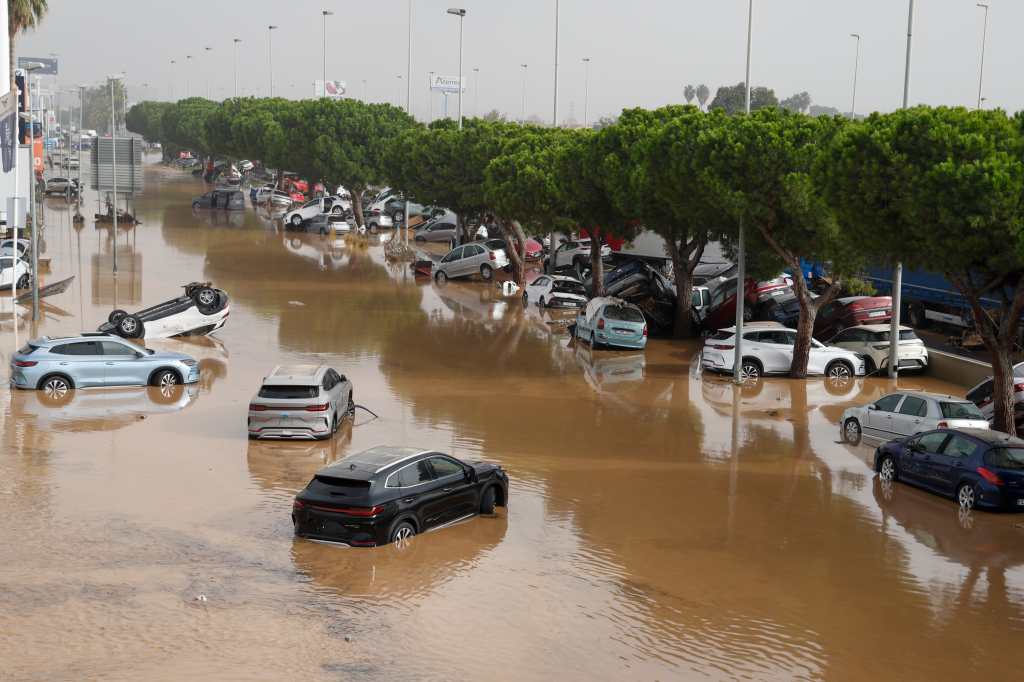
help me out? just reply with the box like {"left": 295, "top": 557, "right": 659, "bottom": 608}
{"left": 430, "top": 75, "right": 465, "bottom": 94}
{"left": 315, "top": 80, "right": 347, "bottom": 99}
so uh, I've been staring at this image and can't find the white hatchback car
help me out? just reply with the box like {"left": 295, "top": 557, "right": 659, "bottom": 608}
{"left": 701, "top": 323, "right": 866, "bottom": 380}
{"left": 524, "top": 274, "right": 588, "bottom": 309}
{"left": 840, "top": 391, "right": 989, "bottom": 445}
{"left": 827, "top": 324, "right": 929, "bottom": 374}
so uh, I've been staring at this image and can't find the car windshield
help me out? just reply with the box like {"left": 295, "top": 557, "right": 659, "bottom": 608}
{"left": 552, "top": 281, "right": 586, "bottom": 296}
{"left": 708, "top": 330, "right": 734, "bottom": 341}
{"left": 939, "top": 401, "right": 984, "bottom": 419}
{"left": 258, "top": 385, "right": 319, "bottom": 399}
{"left": 0, "top": 257, "right": 13, "bottom": 269}
{"left": 870, "top": 329, "right": 920, "bottom": 342}
{"left": 603, "top": 305, "right": 645, "bottom": 323}
{"left": 985, "top": 447, "right": 1024, "bottom": 470}
{"left": 484, "top": 240, "right": 506, "bottom": 251}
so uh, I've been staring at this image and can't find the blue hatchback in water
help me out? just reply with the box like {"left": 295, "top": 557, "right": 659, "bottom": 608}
{"left": 574, "top": 297, "right": 648, "bottom": 350}
{"left": 874, "top": 428, "right": 1024, "bottom": 511}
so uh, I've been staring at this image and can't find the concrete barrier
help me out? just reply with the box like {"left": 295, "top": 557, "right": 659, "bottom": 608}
{"left": 927, "top": 349, "right": 991, "bottom": 388}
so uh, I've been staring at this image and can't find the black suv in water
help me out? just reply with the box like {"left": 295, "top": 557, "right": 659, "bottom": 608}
{"left": 292, "top": 446, "right": 509, "bottom": 547}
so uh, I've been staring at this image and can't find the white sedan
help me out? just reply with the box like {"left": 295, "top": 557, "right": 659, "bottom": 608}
{"left": 524, "top": 274, "right": 588, "bottom": 309}
{"left": 701, "top": 323, "right": 866, "bottom": 380}
{"left": 827, "top": 324, "right": 929, "bottom": 374}
{"left": 284, "top": 196, "right": 351, "bottom": 228}
{"left": 0, "top": 256, "right": 30, "bottom": 289}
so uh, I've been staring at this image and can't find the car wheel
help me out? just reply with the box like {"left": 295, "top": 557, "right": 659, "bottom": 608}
{"left": 434, "top": 270, "right": 448, "bottom": 285}
{"left": 393, "top": 210, "right": 403, "bottom": 223}
{"left": 480, "top": 486, "right": 497, "bottom": 515}
{"left": 290, "top": 214, "right": 302, "bottom": 227}
{"left": 152, "top": 369, "right": 180, "bottom": 388}
{"left": 826, "top": 360, "right": 854, "bottom": 380}
{"left": 117, "top": 314, "right": 144, "bottom": 338}
{"left": 331, "top": 206, "right": 342, "bottom": 215}
{"left": 957, "top": 482, "right": 977, "bottom": 510}
{"left": 843, "top": 418, "right": 862, "bottom": 445}
{"left": 415, "top": 235, "right": 425, "bottom": 242}
{"left": 16, "top": 273, "right": 29, "bottom": 290}
{"left": 346, "top": 392, "right": 355, "bottom": 416}
{"left": 480, "top": 264, "right": 494, "bottom": 281}
{"left": 863, "top": 356, "right": 877, "bottom": 375}
{"left": 193, "top": 287, "right": 220, "bottom": 313}
{"left": 739, "top": 358, "right": 762, "bottom": 382}
{"left": 389, "top": 521, "right": 416, "bottom": 547}
{"left": 108, "top": 309, "right": 128, "bottom": 325}
{"left": 878, "top": 455, "right": 898, "bottom": 482}
{"left": 39, "top": 374, "right": 72, "bottom": 401}
{"left": 538, "top": 296, "right": 546, "bottom": 308}
{"left": 192, "top": 201, "right": 200, "bottom": 209}
{"left": 908, "top": 303, "right": 928, "bottom": 329}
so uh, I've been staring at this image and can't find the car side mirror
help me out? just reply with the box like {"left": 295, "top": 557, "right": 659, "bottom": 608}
{"left": 867, "top": 404, "right": 877, "bottom": 411}
{"left": 464, "top": 467, "right": 476, "bottom": 482}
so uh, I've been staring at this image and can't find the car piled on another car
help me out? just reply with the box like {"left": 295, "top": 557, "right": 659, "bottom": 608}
{"left": 434, "top": 241, "right": 509, "bottom": 283}
{"left": 574, "top": 297, "right": 648, "bottom": 350}
{"left": 524, "top": 274, "right": 588, "bottom": 309}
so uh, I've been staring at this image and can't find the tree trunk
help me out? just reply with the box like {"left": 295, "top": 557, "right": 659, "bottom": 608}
{"left": 789, "top": 267, "right": 840, "bottom": 378}
{"left": 589, "top": 226, "right": 604, "bottom": 297}
{"left": 351, "top": 187, "right": 365, "bottom": 228}
{"left": 506, "top": 218, "right": 528, "bottom": 286}
{"left": 989, "top": 343, "right": 1017, "bottom": 435}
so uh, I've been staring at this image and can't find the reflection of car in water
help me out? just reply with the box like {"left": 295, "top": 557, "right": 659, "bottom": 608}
{"left": 292, "top": 445, "right": 509, "bottom": 547}
{"left": 246, "top": 421, "right": 354, "bottom": 495}
{"left": 98, "top": 282, "right": 230, "bottom": 339}
{"left": 9, "top": 383, "right": 199, "bottom": 431}
{"left": 574, "top": 344, "right": 646, "bottom": 393}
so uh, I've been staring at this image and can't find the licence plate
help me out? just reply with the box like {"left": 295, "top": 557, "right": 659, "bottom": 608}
{"left": 281, "top": 430, "right": 292, "bottom": 436}
{"left": 1017, "top": 499, "right": 1024, "bottom": 507}
{"left": 869, "top": 311, "right": 887, "bottom": 317}
{"left": 615, "top": 330, "right": 631, "bottom": 335}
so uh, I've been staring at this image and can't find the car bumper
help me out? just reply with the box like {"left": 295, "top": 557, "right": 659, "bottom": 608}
{"left": 293, "top": 507, "right": 391, "bottom": 546}
{"left": 700, "top": 350, "right": 732, "bottom": 373}
{"left": 593, "top": 330, "right": 647, "bottom": 350}
{"left": 977, "top": 483, "right": 1024, "bottom": 511}
{"left": 248, "top": 413, "right": 332, "bottom": 439}
{"left": 547, "top": 297, "right": 585, "bottom": 309}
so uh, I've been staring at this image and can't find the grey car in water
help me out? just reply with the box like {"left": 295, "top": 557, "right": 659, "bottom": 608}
{"left": 414, "top": 213, "right": 458, "bottom": 245}
{"left": 434, "top": 242, "right": 510, "bottom": 283}
{"left": 248, "top": 364, "right": 353, "bottom": 440}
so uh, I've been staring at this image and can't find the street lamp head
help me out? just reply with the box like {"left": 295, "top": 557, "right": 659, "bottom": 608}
{"left": 446, "top": 8, "right": 467, "bottom": 16}
{"left": 323, "top": 9, "right": 333, "bottom": 16}
{"left": 269, "top": 25, "right": 278, "bottom": 30}
{"left": 977, "top": 2, "right": 989, "bottom": 7}
{"left": 205, "top": 46, "right": 212, "bottom": 52}
{"left": 521, "top": 63, "right": 528, "bottom": 69}
{"left": 850, "top": 33, "right": 860, "bottom": 39}
{"left": 583, "top": 57, "right": 591, "bottom": 63}
{"left": 234, "top": 38, "right": 242, "bottom": 43}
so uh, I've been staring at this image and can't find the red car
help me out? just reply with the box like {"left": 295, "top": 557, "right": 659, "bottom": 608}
{"left": 523, "top": 238, "right": 543, "bottom": 260}
{"left": 288, "top": 191, "right": 306, "bottom": 203}
{"left": 698, "top": 275, "right": 793, "bottom": 330}
{"left": 814, "top": 296, "right": 892, "bottom": 340}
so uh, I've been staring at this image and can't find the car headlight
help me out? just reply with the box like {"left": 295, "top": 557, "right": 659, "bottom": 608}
{"left": 181, "top": 359, "right": 198, "bottom": 367}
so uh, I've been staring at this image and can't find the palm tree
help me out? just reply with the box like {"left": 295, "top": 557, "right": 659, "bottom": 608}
{"left": 8, "top": 0, "right": 48, "bottom": 91}
{"left": 683, "top": 84, "right": 696, "bottom": 105}
{"left": 696, "top": 83, "right": 710, "bottom": 112}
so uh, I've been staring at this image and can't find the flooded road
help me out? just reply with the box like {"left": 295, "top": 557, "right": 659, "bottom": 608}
{"left": 2, "top": 162, "right": 1023, "bottom": 681}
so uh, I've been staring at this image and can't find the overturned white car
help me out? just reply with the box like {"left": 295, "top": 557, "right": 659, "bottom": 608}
{"left": 98, "top": 282, "right": 230, "bottom": 339}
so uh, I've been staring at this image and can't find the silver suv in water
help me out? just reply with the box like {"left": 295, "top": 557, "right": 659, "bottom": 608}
{"left": 248, "top": 365, "right": 353, "bottom": 440}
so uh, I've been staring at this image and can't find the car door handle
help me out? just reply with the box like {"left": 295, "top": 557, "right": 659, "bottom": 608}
{"left": 403, "top": 497, "right": 416, "bottom": 503}
{"left": 105, "top": 362, "right": 116, "bottom": 365}
{"left": 442, "top": 488, "right": 452, "bottom": 493}
{"left": 58, "top": 362, "right": 68, "bottom": 366}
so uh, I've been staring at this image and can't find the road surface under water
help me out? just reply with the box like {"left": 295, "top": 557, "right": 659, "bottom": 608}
{"left": 2, "top": 162, "right": 1023, "bottom": 681}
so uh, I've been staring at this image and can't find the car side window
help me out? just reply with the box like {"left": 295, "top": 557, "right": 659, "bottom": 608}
{"left": 428, "top": 456, "right": 464, "bottom": 479}
{"left": 743, "top": 331, "right": 764, "bottom": 343}
{"left": 49, "top": 344, "right": 68, "bottom": 355}
{"left": 534, "top": 277, "right": 549, "bottom": 287}
{"left": 874, "top": 394, "right": 903, "bottom": 413}
{"left": 913, "top": 432, "right": 949, "bottom": 454}
{"left": 832, "top": 329, "right": 854, "bottom": 343}
{"left": 776, "top": 331, "right": 797, "bottom": 346}
{"left": 467, "top": 244, "right": 484, "bottom": 257}
{"left": 395, "top": 460, "right": 434, "bottom": 487}
{"left": 100, "top": 341, "right": 136, "bottom": 356}
{"left": 66, "top": 341, "right": 103, "bottom": 355}
{"left": 441, "top": 247, "right": 463, "bottom": 263}
{"left": 898, "top": 396, "right": 926, "bottom": 416}
{"left": 943, "top": 435, "right": 979, "bottom": 459}
{"left": 966, "top": 379, "right": 993, "bottom": 404}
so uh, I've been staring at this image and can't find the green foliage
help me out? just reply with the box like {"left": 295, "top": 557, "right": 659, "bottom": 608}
{"left": 709, "top": 83, "right": 778, "bottom": 115}
{"left": 80, "top": 80, "right": 126, "bottom": 134}
{"left": 780, "top": 91, "right": 811, "bottom": 114}
{"left": 126, "top": 101, "right": 172, "bottom": 143}
{"left": 484, "top": 125, "right": 572, "bottom": 234}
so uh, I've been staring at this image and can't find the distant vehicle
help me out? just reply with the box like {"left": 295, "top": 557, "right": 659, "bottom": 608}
{"left": 828, "top": 324, "right": 929, "bottom": 374}
{"left": 840, "top": 391, "right": 989, "bottom": 445}
{"left": 192, "top": 189, "right": 245, "bottom": 210}
{"left": 751, "top": 285, "right": 801, "bottom": 328}
{"left": 575, "top": 297, "right": 648, "bottom": 350}
{"left": 237, "top": 159, "right": 255, "bottom": 173}
{"left": 44, "top": 176, "right": 79, "bottom": 196}
{"left": 814, "top": 295, "right": 892, "bottom": 340}
{"left": 283, "top": 175, "right": 309, "bottom": 194}
{"left": 864, "top": 265, "right": 994, "bottom": 331}
{"left": 9, "top": 333, "right": 200, "bottom": 397}
{"left": 267, "top": 189, "right": 295, "bottom": 209}
{"left": 434, "top": 241, "right": 510, "bottom": 283}
{"left": 60, "top": 156, "right": 80, "bottom": 170}
{"left": 250, "top": 182, "right": 275, "bottom": 204}
{"left": 0, "top": 238, "right": 31, "bottom": 260}
{"left": 524, "top": 274, "right": 588, "bottom": 309}
{"left": 248, "top": 365, "right": 353, "bottom": 440}
{"left": 521, "top": 237, "right": 543, "bottom": 261}
{"left": 413, "top": 215, "right": 458, "bottom": 245}
{"left": 874, "top": 428, "right": 1024, "bottom": 511}
{"left": 363, "top": 210, "right": 394, "bottom": 234}
{"left": 0, "top": 256, "right": 30, "bottom": 290}
{"left": 965, "top": 362, "right": 1024, "bottom": 428}
{"left": 547, "top": 238, "right": 612, "bottom": 273}
{"left": 292, "top": 445, "right": 509, "bottom": 547}
{"left": 334, "top": 185, "right": 351, "bottom": 199}
{"left": 284, "top": 195, "right": 351, "bottom": 227}
{"left": 700, "top": 323, "right": 865, "bottom": 381}
{"left": 97, "top": 283, "right": 230, "bottom": 339}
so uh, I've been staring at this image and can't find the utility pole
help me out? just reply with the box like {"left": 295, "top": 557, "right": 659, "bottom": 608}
{"left": 849, "top": 33, "right": 861, "bottom": 119}
{"left": 582, "top": 57, "right": 591, "bottom": 128}
{"left": 268, "top": 25, "right": 278, "bottom": 97}
{"left": 976, "top": 3, "right": 990, "bottom": 110}
{"left": 322, "top": 10, "right": 333, "bottom": 96}
{"left": 733, "top": 0, "right": 753, "bottom": 383}
{"left": 552, "top": 0, "right": 559, "bottom": 126}
{"left": 233, "top": 39, "right": 242, "bottom": 98}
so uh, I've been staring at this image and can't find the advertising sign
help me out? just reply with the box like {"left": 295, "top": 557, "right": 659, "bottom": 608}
{"left": 17, "top": 56, "right": 58, "bottom": 75}
{"left": 430, "top": 75, "right": 465, "bottom": 94}
{"left": 314, "top": 80, "right": 347, "bottom": 99}
{"left": 0, "top": 91, "right": 16, "bottom": 173}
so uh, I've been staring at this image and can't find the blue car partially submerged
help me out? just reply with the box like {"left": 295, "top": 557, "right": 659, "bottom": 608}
{"left": 574, "top": 297, "right": 648, "bottom": 350}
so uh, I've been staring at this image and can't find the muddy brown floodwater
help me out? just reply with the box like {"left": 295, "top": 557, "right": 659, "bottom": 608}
{"left": 2, "top": 162, "right": 1023, "bottom": 681}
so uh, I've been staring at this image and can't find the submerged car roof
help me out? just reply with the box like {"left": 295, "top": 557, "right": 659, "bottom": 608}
{"left": 318, "top": 446, "right": 431, "bottom": 480}
{"left": 264, "top": 364, "right": 327, "bottom": 385}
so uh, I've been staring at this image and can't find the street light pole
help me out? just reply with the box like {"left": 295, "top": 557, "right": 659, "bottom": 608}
{"left": 849, "top": 33, "right": 861, "bottom": 119}
{"left": 185, "top": 55, "right": 192, "bottom": 97}
{"left": 976, "top": 3, "right": 990, "bottom": 110}
{"left": 428, "top": 71, "right": 435, "bottom": 122}
{"left": 21, "top": 62, "right": 43, "bottom": 322}
{"left": 268, "top": 25, "right": 278, "bottom": 97}
{"left": 473, "top": 67, "right": 479, "bottom": 117}
{"left": 446, "top": 8, "right": 467, "bottom": 130}
{"left": 322, "top": 10, "right": 333, "bottom": 96}
{"left": 582, "top": 57, "right": 591, "bottom": 128}
{"left": 170, "top": 59, "right": 176, "bottom": 100}
{"left": 204, "top": 46, "right": 212, "bottom": 98}
{"left": 404, "top": 0, "right": 412, "bottom": 246}
{"left": 733, "top": 0, "right": 753, "bottom": 384}
{"left": 109, "top": 74, "right": 122, "bottom": 275}
{"left": 233, "top": 39, "right": 241, "bottom": 98}
{"left": 520, "top": 64, "right": 528, "bottom": 122}
{"left": 553, "top": 0, "right": 559, "bottom": 126}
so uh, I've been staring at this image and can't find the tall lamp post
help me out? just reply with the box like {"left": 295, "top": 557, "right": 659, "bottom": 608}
{"left": 582, "top": 57, "right": 591, "bottom": 128}
{"left": 321, "top": 10, "right": 333, "bottom": 96}
{"left": 109, "top": 74, "right": 124, "bottom": 275}
{"left": 204, "top": 46, "right": 212, "bottom": 98}
{"left": 976, "top": 3, "right": 990, "bottom": 110}
{"left": 185, "top": 55, "right": 192, "bottom": 97}
{"left": 520, "top": 64, "right": 528, "bottom": 122}
{"left": 849, "top": 33, "right": 860, "bottom": 119}
{"left": 428, "top": 71, "right": 435, "bottom": 122}
{"left": 473, "top": 67, "right": 480, "bottom": 117}
{"left": 20, "top": 61, "right": 44, "bottom": 322}
{"left": 403, "top": 0, "right": 413, "bottom": 246}
{"left": 268, "top": 25, "right": 278, "bottom": 96}
{"left": 170, "top": 59, "right": 176, "bottom": 100}
{"left": 446, "top": 8, "right": 466, "bottom": 129}
{"left": 233, "top": 39, "right": 242, "bottom": 98}
{"left": 552, "top": 0, "right": 559, "bottom": 126}
{"left": 733, "top": 0, "right": 753, "bottom": 383}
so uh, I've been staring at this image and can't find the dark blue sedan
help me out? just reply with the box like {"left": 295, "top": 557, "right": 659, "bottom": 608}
{"left": 874, "top": 428, "right": 1024, "bottom": 511}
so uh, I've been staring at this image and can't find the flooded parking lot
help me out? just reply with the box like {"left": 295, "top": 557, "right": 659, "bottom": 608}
{"left": 2, "top": 163, "right": 1024, "bottom": 680}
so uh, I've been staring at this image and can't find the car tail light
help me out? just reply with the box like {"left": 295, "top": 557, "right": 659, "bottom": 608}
{"left": 305, "top": 403, "right": 329, "bottom": 412}
{"left": 597, "top": 318, "right": 605, "bottom": 330}
{"left": 977, "top": 466, "right": 1003, "bottom": 486}
{"left": 709, "top": 344, "right": 734, "bottom": 350}
{"left": 937, "top": 421, "right": 948, "bottom": 429}
{"left": 249, "top": 403, "right": 267, "bottom": 412}
{"left": 311, "top": 504, "right": 384, "bottom": 517}
{"left": 643, "top": 325, "right": 648, "bottom": 337}
{"left": 14, "top": 360, "right": 37, "bottom": 367}
{"left": 1014, "top": 383, "right": 1024, "bottom": 393}
{"left": 292, "top": 499, "right": 305, "bottom": 510}
{"left": 489, "top": 251, "right": 496, "bottom": 261}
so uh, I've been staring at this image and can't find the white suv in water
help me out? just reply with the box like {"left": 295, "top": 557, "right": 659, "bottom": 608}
{"left": 701, "top": 323, "right": 866, "bottom": 381}
{"left": 248, "top": 365, "right": 353, "bottom": 440}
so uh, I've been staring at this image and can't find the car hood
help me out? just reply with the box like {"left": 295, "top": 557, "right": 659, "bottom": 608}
{"left": 150, "top": 351, "right": 194, "bottom": 362}
{"left": 470, "top": 461, "right": 502, "bottom": 477}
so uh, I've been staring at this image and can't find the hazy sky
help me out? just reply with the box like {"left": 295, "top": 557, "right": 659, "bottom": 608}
{"left": 16, "top": 0, "right": 1019, "bottom": 122}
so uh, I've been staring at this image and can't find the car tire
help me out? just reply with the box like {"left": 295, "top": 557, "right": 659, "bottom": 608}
{"left": 435, "top": 270, "right": 448, "bottom": 285}
{"left": 538, "top": 296, "right": 546, "bottom": 308}
{"left": 192, "top": 287, "right": 220, "bottom": 314}
{"left": 522, "top": 291, "right": 529, "bottom": 306}
{"left": 907, "top": 303, "right": 928, "bottom": 329}
{"left": 192, "top": 201, "right": 200, "bottom": 209}
{"left": 393, "top": 210, "right": 403, "bottom": 223}
{"left": 331, "top": 206, "right": 343, "bottom": 215}
{"left": 290, "top": 214, "right": 302, "bottom": 227}
{"left": 480, "top": 264, "right": 494, "bottom": 281}
{"left": 957, "top": 482, "right": 978, "bottom": 510}
{"left": 480, "top": 486, "right": 497, "bottom": 515}
{"left": 843, "top": 418, "right": 862, "bottom": 445}
{"left": 108, "top": 309, "right": 128, "bottom": 325}
{"left": 389, "top": 520, "right": 416, "bottom": 546}
{"left": 826, "top": 360, "right": 854, "bottom": 381}
{"left": 369, "top": 222, "right": 379, "bottom": 234}
{"left": 117, "top": 314, "right": 144, "bottom": 338}
{"left": 151, "top": 369, "right": 180, "bottom": 388}
{"left": 415, "top": 235, "right": 426, "bottom": 242}
{"left": 346, "top": 391, "right": 355, "bottom": 416}
{"left": 739, "top": 358, "right": 762, "bottom": 382}
{"left": 878, "top": 455, "right": 898, "bottom": 482}
{"left": 38, "top": 374, "right": 73, "bottom": 404}
{"left": 16, "top": 273, "right": 29, "bottom": 290}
